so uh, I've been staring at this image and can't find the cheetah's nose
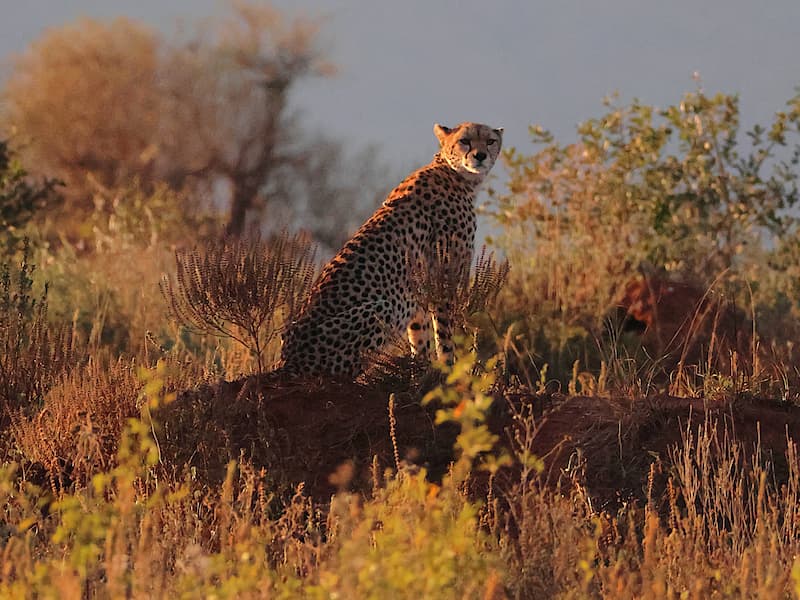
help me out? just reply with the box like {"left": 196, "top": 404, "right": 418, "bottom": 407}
{"left": 475, "top": 151, "right": 487, "bottom": 162}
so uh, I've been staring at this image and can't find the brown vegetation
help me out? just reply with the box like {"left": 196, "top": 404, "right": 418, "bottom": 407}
{"left": 0, "top": 246, "right": 75, "bottom": 427}
{"left": 6, "top": 353, "right": 799, "bottom": 597}
{"left": 615, "top": 273, "right": 752, "bottom": 372}
{"left": 10, "top": 358, "right": 141, "bottom": 489}
{"left": 161, "top": 233, "right": 317, "bottom": 373}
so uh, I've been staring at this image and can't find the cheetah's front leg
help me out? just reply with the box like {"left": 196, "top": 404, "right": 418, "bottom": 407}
{"left": 431, "top": 304, "right": 455, "bottom": 366}
{"left": 407, "top": 307, "right": 432, "bottom": 358}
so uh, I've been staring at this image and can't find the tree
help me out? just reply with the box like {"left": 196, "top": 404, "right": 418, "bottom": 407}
{"left": 157, "top": 1, "right": 335, "bottom": 236}
{"left": 2, "top": 1, "right": 382, "bottom": 244}
{"left": 2, "top": 18, "right": 161, "bottom": 214}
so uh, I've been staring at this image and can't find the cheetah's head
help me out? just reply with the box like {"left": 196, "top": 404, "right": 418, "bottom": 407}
{"left": 434, "top": 122, "right": 503, "bottom": 180}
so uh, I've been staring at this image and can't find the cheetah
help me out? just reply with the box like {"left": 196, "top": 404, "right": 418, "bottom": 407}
{"left": 281, "top": 122, "right": 503, "bottom": 377}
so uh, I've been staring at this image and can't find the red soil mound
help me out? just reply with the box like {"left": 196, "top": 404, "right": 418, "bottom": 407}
{"left": 160, "top": 373, "right": 800, "bottom": 509}
{"left": 159, "top": 374, "right": 459, "bottom": 499}
{"left": 516, "top": 393, "right": 800, "bottom": 509}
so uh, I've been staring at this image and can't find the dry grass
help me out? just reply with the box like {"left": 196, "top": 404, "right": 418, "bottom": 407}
{"left": 2, "top": 355, "right": 799, "bottom": 598}
{"left": 0, "top": 246, "right": 75, "bottom": 426}
{"left": 10, "top": 357, "right": 141, "bottom": 489}
{"left": 0, "top": 229, "right": 797, "bottom": 599}
{"left": 495, "top": 392, "right": 800, "bottom": 599}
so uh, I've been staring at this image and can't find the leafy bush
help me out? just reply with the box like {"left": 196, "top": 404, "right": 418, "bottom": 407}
{"left": 491, "top": 89, "right": 800, "bottom": 374}
{"left": 0, "top": 140, "right": 60, "bottom": 255}
{"left": 318, "top": 471, "right": 504, "bottom": 600}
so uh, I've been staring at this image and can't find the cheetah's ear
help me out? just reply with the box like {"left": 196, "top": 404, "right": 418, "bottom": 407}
{"left": 434, "top": 123, "right": 452, "bottom": 145}
{"left": 493, "top": 127, "right": 504, "bottom": 140}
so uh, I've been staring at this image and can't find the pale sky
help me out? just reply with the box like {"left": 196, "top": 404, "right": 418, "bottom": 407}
{"left": 2, "top": 0, "right": 799, "bottom": 169}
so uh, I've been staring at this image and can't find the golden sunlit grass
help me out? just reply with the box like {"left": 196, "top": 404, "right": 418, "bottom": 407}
{"left": 1, "top": 342, "right": 799, "bottom": 598}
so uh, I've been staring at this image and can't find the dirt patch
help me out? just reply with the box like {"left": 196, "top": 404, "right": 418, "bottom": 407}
{"left": 500, "top": 393, "right": 800, "bottom": 509}
{"left": 160, "top": 374, "right": 800, "bottom": 507}
{"left": 159, "top": 374, "right": 457, "bottom": 499}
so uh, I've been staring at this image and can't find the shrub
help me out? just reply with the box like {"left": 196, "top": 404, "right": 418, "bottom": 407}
{"left": 317, "top": 471, "right": 505, "bottom": 600}
{"left": 10, "top": 358, "right": 141, "bottom": 489}
{"left": 161, "top": 232, "right": 317, "bottom": 374}
{"left": 409, "top": 245, "right": 509, "bottom": 341}
{"left": 491, "top": 89, "right": 800, "bottom": 376}
{"left": 0, "top": 140, "right": 60, "bottom": 255}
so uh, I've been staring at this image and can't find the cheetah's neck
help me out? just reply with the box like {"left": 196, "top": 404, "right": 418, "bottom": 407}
{"left": 430, "top": 153, "right": 485, "bottom": 187}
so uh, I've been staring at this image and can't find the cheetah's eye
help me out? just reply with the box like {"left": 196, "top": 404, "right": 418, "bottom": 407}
{"left": 487, "top": 139, "right": 496, "bottom": 146}
{"left": 458, "top": 138, "right": 470, "bottom": 146}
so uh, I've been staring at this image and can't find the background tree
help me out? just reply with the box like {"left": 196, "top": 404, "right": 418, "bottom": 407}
{"left": 1, "top": 1, "right": 385, "bottom": 247}
{"left": 157, "top": 1, "right": 335, "bottom": 237}
{"left": 2, "top": 18, "right": 161, "bottom": 214}
{"left": 262, "top": 139, "right": 391, "bottom": 252}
